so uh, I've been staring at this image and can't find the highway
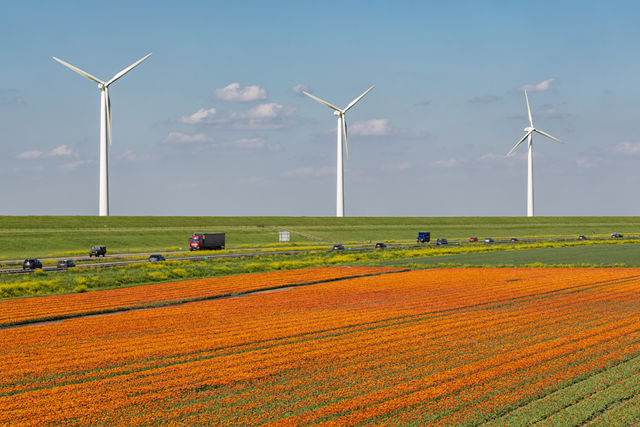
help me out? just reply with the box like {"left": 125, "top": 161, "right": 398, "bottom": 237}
{"left": 1, "top": 235, "right": 621, "bottom": 276}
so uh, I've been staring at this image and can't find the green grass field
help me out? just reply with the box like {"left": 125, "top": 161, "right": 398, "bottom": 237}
{"left": 2, "top": 216, "right": 640, "bottom": 260}
{"left": 373, "top": 242, "right": 640, "bottom": 268}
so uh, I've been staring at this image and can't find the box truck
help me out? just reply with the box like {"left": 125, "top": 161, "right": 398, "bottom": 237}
{"left": 189, "top": 233, "right": 225, "bottom": 251}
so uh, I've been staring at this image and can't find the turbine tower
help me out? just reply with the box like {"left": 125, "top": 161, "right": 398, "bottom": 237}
{"left": 303, "top": 85, "right": 374, "bottom": 217}
{"left": 507, "top": 90, "right": 563, "bottom": 217}
{"left": 53, "top": 54, "right": 152, "bottom": 216}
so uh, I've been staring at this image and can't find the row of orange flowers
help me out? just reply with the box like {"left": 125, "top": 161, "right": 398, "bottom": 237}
{"left": 2, "top": 268, "right": 640, "bottom": 426}
{"left": 0, "top": 266, "right": 400, "bottom": 326}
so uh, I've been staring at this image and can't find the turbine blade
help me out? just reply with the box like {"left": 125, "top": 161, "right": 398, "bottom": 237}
{"left": 344, "top": 85, "right": 375, "bottom": 112}
{"left": 508, "top": 131, "right": 532, "bottom": 155}
{"left": 534, "top": 129, "right": 564, "bottom": 144}
{"left": 342, "top": 114, "right": 349, "bottom": 160}
{"left": 53, "top": 57, "right": 104, "bottom": 85}
{"left": 106, "top": 53, "right": 152, "bottom": 86}
{"left": 303, "top": 92, "right": 341, "bottom": 111}
{"left": 525, "top": 90, "right": 533, "bottom": 128}
{"left": 105, "top": 88, "right": 113, "bottom": 146}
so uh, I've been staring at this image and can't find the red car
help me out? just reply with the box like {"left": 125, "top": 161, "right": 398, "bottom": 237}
{"left": 469, "top": 237, "right": 478, "bottom": 242}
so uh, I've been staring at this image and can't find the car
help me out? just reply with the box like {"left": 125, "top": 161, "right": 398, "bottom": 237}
{"left": 332, "top": 244, "right": 345, "bottom": 251}
{"left": 148, "top": 254, "right": 166, "bottom": 262}
{"left": 484, "top": 238, "right": 494, "bottom": 243}
{"left": 469, "top": 237, "right": 478, "bottom": 242}
{"left": 436, "top": 238, "right": 448, "bottom": 246}
{"left": 23, "top": 259, "right": 43, "bottom": 270}
{"left": 611, "top": 233, "right": 624, "bottom": 238}
{"left": 89, "top": 245, "right": 107, "bottom": 257}
{"left": 510, "top": 238, "right": 519, "bottom": 242}
{"left": 578, "top": 235, "right": 587, "bottom": 240}
{"left": 375, "top": 243, "right": 387, "bottom": 249}
{"left": 57, "top": 260, "right": 76, "bottom": 269}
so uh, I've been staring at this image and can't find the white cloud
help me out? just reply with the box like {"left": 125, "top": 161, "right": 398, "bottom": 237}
{"left": 615, "top": 142, "right": 640, "bottom": 154}
{"left": 225, "top": 138, "right": 281, "bottom": 152}
{"left": 228, "top": 103, "right": 293, "bottom": 120}
{"left": 509, "top": 78, "right": 557, "bottom": 94}
{"left": 291, "top": 82, "right": 311, "bottom": 96}
{"left": 469, "top": 95, "right": 501, "bottom": 103}
{"left": 350, "top": 119, "right": 394, "bottom": 136}
{"left": 478, "top": 152, "right": 527, "bottom": 162}
{"left": 0, "top": 97, "right": 27, "bottom": 107}
{"left": 281, "top": 166, "right": 335, "bottom": 177}
{"left": 116, "top": 150, "right": 156, "bottom": 162}
{"left": 175, "top": 103, "right": 300, "bottom": 130}
{"left": 213, "top": 83, "right": 268, "bottom": 102}
{"left": 534, "top": 104, "right": 563, "bottom": 119}
{"left": 382, "top": 162, "right": 415, "bottom": 171}
{"left": 576, "top": 157, "right": 601, "bottom": 168}
{"left": 177, "top": 108, "right": 217, "bottom": 124}
{"left": 17, "top": 150, "right": 44, "bottom": 159}
{"left": 348, "top": 119, "right": 427, "bottom": 138}
{"left": 17, "top": 145, "right": 78, "bottom": 159}
{"left": 57, "top": 160, "right": 92, "bottom": 172}
{"left": 163, "top": 132, "right": 214, "bottom": 144}
{"left": 428, "top": 158, "right": 468, "bottom": 168}
{"left": 47, "top": 145, "right": 75, "bottom": 157}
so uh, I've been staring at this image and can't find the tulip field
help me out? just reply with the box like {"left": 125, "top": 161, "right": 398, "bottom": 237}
{"left": 3, "top": 267, "right": 640, "bottom": 426}
{"left": 0, "top": 266, "right": 398, "bottom": 326}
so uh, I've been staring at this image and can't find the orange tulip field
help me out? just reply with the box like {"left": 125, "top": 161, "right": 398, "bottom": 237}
{"left": 2, "top": 267, "right": 640, "bottom": 426}
{"left": 0, "top": 266, "right": 399, "bottom": 326}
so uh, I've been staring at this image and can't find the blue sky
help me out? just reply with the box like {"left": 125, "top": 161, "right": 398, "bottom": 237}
{"left": 2, "top": 1, "right": 640, "bottom": 216}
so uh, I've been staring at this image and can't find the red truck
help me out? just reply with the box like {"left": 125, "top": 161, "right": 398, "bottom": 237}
{"left": 189, "top": 233, "right": 225, "bottom": 251}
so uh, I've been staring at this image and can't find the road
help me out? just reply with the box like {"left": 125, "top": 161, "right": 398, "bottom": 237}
{"left": 2, "top": 236, "right": 621, "bottom": 276}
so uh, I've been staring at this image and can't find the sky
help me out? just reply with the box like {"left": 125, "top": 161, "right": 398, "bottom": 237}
{"left": 2, "top": 0, "right": 640, "bottom": 217}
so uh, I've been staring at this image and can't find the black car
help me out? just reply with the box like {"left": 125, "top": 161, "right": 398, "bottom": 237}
{"left": 436, "top": 238, "right": 448, "bottom": 246}
{"left": 578, "top": 236, "right": 587, "bottom": 240}
{"left": 510, "top": 238, "right": 519, "bottom": 242}
{"left": 375, "top": 243, "right": 387, "bottom": 249}
{"left": 332, "top": 245, "right": 345, "bottom": 251}
{"left": 148, "top": 254, "right": 166, "bottom": 262}
{"left": 611, "top": 233, "right": 623, "bottom": 238}
{"left": 23, "top": 259, "right": 43, "bottom": 270}
{"left": 57, "top": 260, "right": 76, "bottom": 269}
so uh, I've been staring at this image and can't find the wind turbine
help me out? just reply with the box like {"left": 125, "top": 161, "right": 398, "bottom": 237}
{"left": 303, "top": 85, "right": 374, "bottom": 217}
{"left": 53, "top": 53, "right": 152, "bottom": 216}
{"left": 507, "top": 90, "right": 563, "bottom": 217}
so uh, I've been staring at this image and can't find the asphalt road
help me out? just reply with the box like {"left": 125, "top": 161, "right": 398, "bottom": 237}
{"left": 2, "top": 236, "right": 625, "bottom": 276}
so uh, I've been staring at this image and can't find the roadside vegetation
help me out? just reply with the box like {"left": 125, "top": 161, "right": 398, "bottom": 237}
{"left": 2, "top": 238, "right": 640, "bottom": 299}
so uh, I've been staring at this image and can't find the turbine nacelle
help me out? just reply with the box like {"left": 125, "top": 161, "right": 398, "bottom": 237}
{"left": 525, "top": 126, "right": 534, "bottom": 132}
{"left": 334, "top": 110, "right": 342, "bottom": 116}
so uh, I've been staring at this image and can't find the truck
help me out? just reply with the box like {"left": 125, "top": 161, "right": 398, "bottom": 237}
{"left": 189, "top": 233, "right": 225, "bottom": 251}
{"left": 417, "top": 232, "right": 430, "bottom": 243}
{"left": 89, "top": 245, "right": 107, "bottom": 257}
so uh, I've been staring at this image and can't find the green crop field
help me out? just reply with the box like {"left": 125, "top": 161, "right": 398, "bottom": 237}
{"left": 2, "top": 216, "right": 640, "bottom": 260}
{"left": 373, "top": 241, "right": 640, "bottom": 268}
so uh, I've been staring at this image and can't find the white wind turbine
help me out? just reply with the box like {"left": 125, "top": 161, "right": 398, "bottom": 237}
{"left": 53, "top": 53, "right": 152, "bottom": 216}
{"left": 508, "top": 90, "right": 564, "bottom": 217}
{"left": 303, "top": 85, "right": 374, "bottom": 217}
